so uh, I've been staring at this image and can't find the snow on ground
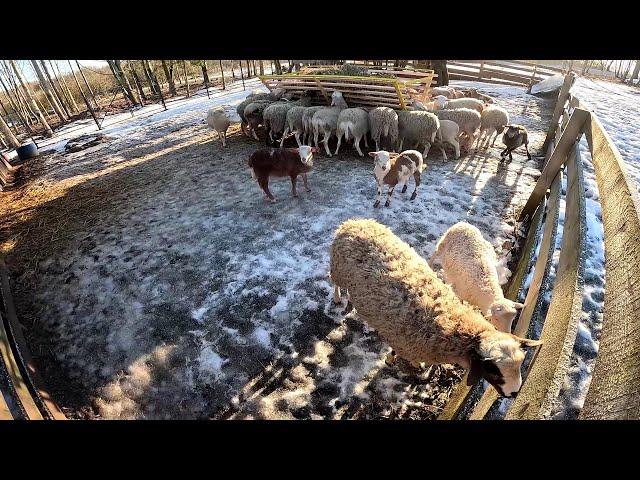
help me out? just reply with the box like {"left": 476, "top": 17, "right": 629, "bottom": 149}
{"left": 1, "top": 78, "right": 553, "bottom": 419}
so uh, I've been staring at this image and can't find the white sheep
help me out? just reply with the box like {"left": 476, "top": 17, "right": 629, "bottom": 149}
{"left": 301, "top": 106, "right": 326, "bottom": 146}
{"left": 368, "top": 107, "right": 398, "bottom": 151}
{"left": 430, "top": 221, "right": 524, "bottom": 333}
{"left": 430, "top": 86, "right": 463, "bottom": 99}
{"left": 433, "top": 119, "right": 460, "bottom": 161}
{"left": 369, "top": 150, "right": 424, "bottom": 207}
{"left": 206, "top": 106, "right": 238, "bottom": 147}
{"left": 280, "top": 106, "right": 308, "bottom": 147}
{"left": 263, "top": 93, "right": 313, "bottom": 143}
{"left": 396, "top": 110, "right": 440, "bottom": 158}
{"left": 330, "top": 218, "right": 542, "bottom": 397}
{"left": 434, "top": 96, "right": 485, "bottom": 114}
{"left": 311, "top": 91, "right": 349, "bottom": 157}
{"left": 431, "top": 108, "right": 482, "bottom": 151}
{"left": 475, "top": 105, "right": 510, "bottom": 150}
{"left": 335, "top": 108, "right": 370, "bottom": 156}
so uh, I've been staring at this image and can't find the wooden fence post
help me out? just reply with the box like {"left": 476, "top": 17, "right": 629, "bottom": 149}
{"left": 542, "top": 72, "right": 577, "bottom": 152}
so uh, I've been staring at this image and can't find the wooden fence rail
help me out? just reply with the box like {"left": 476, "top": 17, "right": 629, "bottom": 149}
{"left": 439, "top": 71, "right": 640, "bottom": 420}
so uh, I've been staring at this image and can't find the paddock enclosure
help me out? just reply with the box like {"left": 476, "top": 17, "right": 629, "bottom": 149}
{"left": 0, "top": 61, "right": 639, "bottom": 420}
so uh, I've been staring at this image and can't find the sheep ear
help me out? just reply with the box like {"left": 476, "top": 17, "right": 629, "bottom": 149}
{"left": 513, "top": 302, "right": 525, "bottom": 310}
{"left": 368, "top": 151, "right": 377, "bottom": 158}
{"left": 513, "top": 335, "right": 543, "bottom": 348}
{"left": 467, "top": 356, "right": 483, "bottom": 385}
{"left": 311, "top": 147, "right": 318, "bottom": 153}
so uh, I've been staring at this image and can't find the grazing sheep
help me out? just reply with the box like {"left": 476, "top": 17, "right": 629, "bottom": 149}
{"left": 433, "top": 119, "right": 460, "bottom": 161}
{"left": 434, "top": 96, "right": 485, "bottom": 114}
{"left": 431, "top": 108, "right": 482, "bottom": 151}
{"left": 237, "top": 88, "right": 286, "bottom": 136}
{"left": 206, "top": 106, "right": 232, "bottom": 146}
{"left": 311, "top": 91, "right": 349, "bottom": 157}
{"left": 475, "top": 105, "right": 510, "bottom": 149}
{"left": 368, "top": 107, "right": 398, "bottom": 151}
{"left": 396, "top": 110, "right": 440, "bottom": 158}
{"left": 430, "top": 222, "right": 524, "bottom": 332}
{"left": 301, "top": 106, "right": 326, "bottom": 145}
{"left": 263, "top": 93, "right": 313, "bottom": 144}
{"left": 330, "top": 218, "right": 542, "bottom": 397}
{"left": 501, "top": 125, "right": 531, "bottom": 161}
{"left": 335, "top": 108, "right": 370, "bottom": 156}
{"left": 369, "top": 150, "right": 424, "bottom": 207}
{"left": 248, "top": 145, "right": 317, "bottom": 202}
{"left": 244, "top": 100, "right": 276, "bottom": 140}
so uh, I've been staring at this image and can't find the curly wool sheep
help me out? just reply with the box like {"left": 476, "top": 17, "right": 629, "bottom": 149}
{"left": 431, "top": 108, "right": 482, "bottom": 150}
{"left": 429, "top": 222, "right": 524, "bottom": 333}
{"left": 311, "top": 91, "right": 349, "bottom": 157}
{"left": 396, "top": 110, "right": 440, "bottom": 158}
{"left": 335, "top": 108, "right": 370, "bottom": 156}
{"left": 330, "top": 218, "right": 541, "bottom": 397}
{"left": 263, "top": 93, "right": 313, "bottom": 143}
{"left": 475, "top": 105, "right": 510, "bottom": 149}
{"left": 368, "top": 107, "right": 398, "bottom": 151}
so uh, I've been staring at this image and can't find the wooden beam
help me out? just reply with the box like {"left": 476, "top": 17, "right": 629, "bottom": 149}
{"left": 519, "top": 108, "right": 589, "bottom": 221}
{"left": 542, "top": 73, "right": 576, "bottom": 152}
{"left": 506, "top": 142, "right": 586, "bottom": 420}
{"left": 470, "top": 172, "right": 562, "bottom": 419}
{"left": 580, "top": 113, "right": 640, "bottom": 419}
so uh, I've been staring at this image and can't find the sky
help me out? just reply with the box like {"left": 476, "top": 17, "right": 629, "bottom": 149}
{"left": 13, "top": 60, "right": 110, "bottom": 82}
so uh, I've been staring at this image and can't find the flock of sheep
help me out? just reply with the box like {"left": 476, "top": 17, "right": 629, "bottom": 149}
{"left": 205, "top": 82, "right": 542, "bottom": 399}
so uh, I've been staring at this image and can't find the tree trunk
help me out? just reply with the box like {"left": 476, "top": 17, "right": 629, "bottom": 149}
{"left": 51, "top": 61, "right": 79, "bottom": 113}
{"left": 145, "top": 61, "right": 162, "bottom": 96}
{"left": 141, "top": 60, "right": 158, "bottom": 96}
{"left": 631, "top": 61, "right": 640, "bottom": 83}
{"left": 219, "top": 60, "right": 226, "bottom": 90}
{"left": 68, "top": 61, "right": 101, "bottom": 130}
{"left": 201, "top": 62, "right": 210, "bottom": 97}
{"left": 114, "top": 60, "right": 140, "bottom": 105}
{"left": 259, "top": 60, "right": 264, "bottom": 76}
{"left": 183, "top": 61, "right": 190, "bottom": 98}
{"left": 161, "top": 60, "right": 177, "bottom": 96}
{"left": 129, "top": 63, "right": 147, "bottom": 102}
{"left": 75, "top": 61, "right": 99, "bottom": 109}
{"left": 0, "top": 112, "right": 20, "bottom": 148}
{"left": 107, "top": 60, "right": 134, "bottom": 107}
{"left": 31, "top": 60, "right": 68, "bottom": 122}
{"left": 9, "top": 60, "right": 53, "bottom": 137}
{"left": 40, "top": 60, "right": 71, "bottom": 117}
{"left": 273, "top": 60, "right": 282, "bottom": 75}
{"left": 0, "top": 99, "right": 19, "bottom": 136}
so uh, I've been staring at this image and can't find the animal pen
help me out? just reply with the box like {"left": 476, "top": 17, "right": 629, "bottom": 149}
{"left": 1, "top": 65, "right": 640, "bottom": 420}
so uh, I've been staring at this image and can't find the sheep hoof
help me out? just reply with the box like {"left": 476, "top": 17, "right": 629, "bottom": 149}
{"left": 401, "top": 185, "right": 407, "bottom": 194}
{"left": 384, "top": 200, "right": 391, "bottom": 207}
{"left": 373, "top": 200, "right": 380, "bottom": 208}
{"left": 410, "top": 192, "right": 417, "bottom": 201}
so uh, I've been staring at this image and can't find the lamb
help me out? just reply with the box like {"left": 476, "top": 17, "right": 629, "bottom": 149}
{"left": 396, "top": 110, "right": 440, "bottom": 158}
{"left": 368, "top": 107, "right": 398, "bottom": 151}
{"left": 369, "top": 150, "right": 424, "bottom": 207}
{"left": 247, "top": 145, "right": 317, "bottom": 202}
{"left": 431, "top": 108, "right": 482, "bottom": 150}
{"left": 501, "top": 124, "right": 531, "bottom": 161}
{"left": 301, "top": 106, "right": 326, "bottom": 146}
{"left": 434, "top": 96, "right": 485, "bottom": 114}
{"left": 430, "top": 222, "right": 524, "bottom": 332}
{"left": 330, "top": 218, "right": 542, "bottom": 397}
{"left": 475, "top": 105, "right": 510, "bottom": 150}
{"left": 430, "top": 86, "right": 463, "bottom": 99}
{"left": 433, "top": 119, "right": 460, "bottom": 161}
{"left": 311, "top": 91, "right": 349, "bottom": 157}
{"left": 334, "top": 108, "right": 370, "bottom": 156}
{"left": 205, "top": 106, "right": 235, "bottom": 147}
{"left": 263, "top": 93, "right": 313, "bottom": 144}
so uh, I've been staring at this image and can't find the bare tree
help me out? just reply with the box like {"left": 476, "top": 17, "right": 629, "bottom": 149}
{"left": 0, "top": 111, "right": 20, "bottom": 148}
{"left": 8, "top": 60, "right": 53, "bottom": 137}
{"left": 630, "top": 60, "right": 640, "bottom": 84}
{"left": 183, "top": 61, "right": 190, "bottom": 98}
{"left": 161, "top": 60, "right": 177, "bottom": 96}
{"left": 68, "top": 61, "right": 101, "bottom": 130}
{"left": 219, "top": 60, "right": 226, "bottom": 90}
{"left": 31, "top": 60, "right": 68, "bottom": 122}
{"left": 128, "top": 62, "right": 147, "bottom": 102}
{"left": 50, "top": 61, "right": 79, "bottom": 114}
{"left": 40, "top": 61, "right": 71, "bottom": 117}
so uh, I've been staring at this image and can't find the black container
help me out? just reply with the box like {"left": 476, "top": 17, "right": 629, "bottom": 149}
{"left": 16, "top": 141, "right": 39, "bottom": 163}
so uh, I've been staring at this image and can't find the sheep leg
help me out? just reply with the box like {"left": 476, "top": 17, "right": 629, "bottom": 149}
{"left": 398, "top": 138, "right": 404, "bottom": 151}
{"left": 363, "top": 133, "right": 369, "bottom": 148}
{"left": 302, "top": 173, "right": 311, "bottom": 192}
{"left": 334, "top": 130, "right": 342, "bottom": 156}
{"left": 279, "top": 127, "right": 290, "bottom": 147}
{"left": 333, "top": 285, "right": 342, "bottom": 304}
{"left": 374, "top": 182, "right": 382, "bottom": 208}
{"left": 313, "top": 127, "right": 320, "bottom": 149}
{"left": 410, "top": 172, "right": 420, "bottom": 201}
{"left": 252, "top": 128, "right": 260, "bottom": 141}
{"left": 439, "top": 144, "right": 448, "bottom": 162}
{"left": 354, "top": 136, "right": 364, "bottom": 157}
{"left": 490, "top": 130, "right": 499, "bottom": 147}
{"left": 322, "top": 132, "right": 332, "bottom": 157}
{"left": 375, "top": 139, "right": 380, "bottom": 152}
{"left": 290, "top": 175, "right": 298, "bottom": 197}
{"left": 385, "top": 184, "right": 396, "bottom": 207}
{"left": 422, "top": 142, "right": 432, "bottom": 159}
{"left": 452, "top": 138, "right": 460, "bottom": 159}
{"left": 525, "top": 141, "right": 531, "bottom": 159}
{"left": 294, "top": 131, "right": 302, "bottom": 147}
{"left": 241, "top": 122, "right": 249, "bottom": 137}
{"left": 258, "top": 177, "right": 276, "bottom": 202}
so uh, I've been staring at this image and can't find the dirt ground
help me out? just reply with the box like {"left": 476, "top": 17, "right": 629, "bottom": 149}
{"left": 0, "top": 81, "right": 553, "bottom": 419}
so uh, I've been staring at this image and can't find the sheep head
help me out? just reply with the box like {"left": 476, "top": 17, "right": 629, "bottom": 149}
{"left": 368, "top": 150, "right": 391, "bottom": 171}
{"left": 298, "top": 145, "right": 317, "bottom": 166}
{"left": 467, "top": 331, "right": 542, "bottom": 398}
{"left": 487, "top": 298, "right": 524, "bottom": 333}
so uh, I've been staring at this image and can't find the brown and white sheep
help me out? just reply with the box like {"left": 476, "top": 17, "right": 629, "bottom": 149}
{"left": 330, "top": 219, "right": 541, "bottom": 398}
{"left": 369, "top": 150, "right": 425, "bottom": 208}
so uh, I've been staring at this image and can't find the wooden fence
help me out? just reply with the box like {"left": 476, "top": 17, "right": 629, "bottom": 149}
{"left": 447, "top": 60, "right": 557, "bottom": 87}
{"left": 439, "top": 72, "right": 640, "bottom": 420}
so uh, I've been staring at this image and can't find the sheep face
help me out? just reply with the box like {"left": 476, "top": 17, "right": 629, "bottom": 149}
{"left": 504, "top": 125, "right": 522, "bottom": 138}
{"left": 298, "top": 145, "right": 317, "bottom": 166}
{"left": 368, "top": 150, "right": 391, "bottom": 171}
{"left": 469, "top": 333, "right": 542, "bottom": 397}
{"left": 331, "top": 91, "right": 344, "bottom": 106}
{"left": 433, "top": 96, "right": 447, "bottom": 109}
{"left": 488, "top": 299, "right": 524, "bottom": 332}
